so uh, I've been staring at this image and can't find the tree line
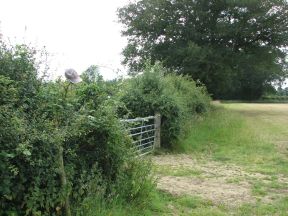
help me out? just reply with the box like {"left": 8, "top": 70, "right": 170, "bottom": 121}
{"left": 118, "top": 0, "right": 288, "bottom": 100}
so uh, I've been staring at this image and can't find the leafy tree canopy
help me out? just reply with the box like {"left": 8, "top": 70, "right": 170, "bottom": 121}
{"left": 81, "top": 65, "right": 103, "bottom": 83}
{"left": 118, "top": 0, "right": 288, "bottom": 99}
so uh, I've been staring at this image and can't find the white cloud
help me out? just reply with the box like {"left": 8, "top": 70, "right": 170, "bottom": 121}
{"left": 0, "top": 0, "right": 130, "bottom": 79}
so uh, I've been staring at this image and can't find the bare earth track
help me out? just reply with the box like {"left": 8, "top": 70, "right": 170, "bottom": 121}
{"left": 153, "top": 154, "right": 288, "bottom": 206}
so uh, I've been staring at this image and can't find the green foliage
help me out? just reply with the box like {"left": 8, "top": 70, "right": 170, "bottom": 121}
{"left": 261, "top": 86, "right": 288, "bottom": 102}
{"left": 0, "top": 42, "right": 211, "bottom": 215}
{"left": 0, "top": 42, "right": 42, "bottom": 109}
{"left": 0, "top": 43, "right": 154, "bottom": 215}
{"left": 0, "top": 75, "right": 18, "bottom": 105}
{"left": 75, "top": 159, "right": 156, "bottom": 216}
{"left": 118, "top": 0, "right": 288, "bottom": 100}
{"left": 119, "top": 62, "right": 211, "bottom": 147}
{"left": 81, "top": 65, "right": 103, "bottom": 84}
{"left": 261, "top": 94, "right": 288, "bottom": 101}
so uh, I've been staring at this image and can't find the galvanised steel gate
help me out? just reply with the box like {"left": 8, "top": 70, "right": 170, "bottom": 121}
{"left": 121, "top": 114, "right": 161, "bottom": 156}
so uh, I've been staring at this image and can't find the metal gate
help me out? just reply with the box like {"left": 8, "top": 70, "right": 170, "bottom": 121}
{"left": 121, "top": 114, "right": 161, "bottom": 156}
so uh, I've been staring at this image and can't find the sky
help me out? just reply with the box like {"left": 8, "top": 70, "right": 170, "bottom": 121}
{"left": 0, "top": 0, "right": 130, "bottom": 80}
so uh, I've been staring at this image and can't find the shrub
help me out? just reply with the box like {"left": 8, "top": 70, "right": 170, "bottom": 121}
{"left": 119, "top": 62, "right": 211, "bottom": 147}
{"left": 0, "top": 42, "right": 154, "bottom": 215}
{"left": 0, "top": 43, "right": 43, "bottom": 111}
{"left": 0, "top": 42, "right": 210, "bottom": 215}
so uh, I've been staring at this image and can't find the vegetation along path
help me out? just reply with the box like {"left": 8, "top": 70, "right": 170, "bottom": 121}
{"left": 152, "top": 103, "right": 288, "bottom": 215}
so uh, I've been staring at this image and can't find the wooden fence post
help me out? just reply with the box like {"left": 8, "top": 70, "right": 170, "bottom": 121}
{"left": 154, "top": 113, "right": 161, "bottom": 149}
{"left": 58, "top": 146, "right": 72, "bottom": 216}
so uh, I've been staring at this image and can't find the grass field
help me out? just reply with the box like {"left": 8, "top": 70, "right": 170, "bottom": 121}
{"left": 150, "top": 103, "right": 288, "bottom": 215}
{"left": 85, "top": 103, "right": 288, "bottom": 215}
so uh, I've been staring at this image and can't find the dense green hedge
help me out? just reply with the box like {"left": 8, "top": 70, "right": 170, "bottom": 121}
{"left": 118, "top": 62, "right": 211, "bottom": 148}
{"left": 0, "top": 43, "right": 152, "bottom": 215}
{"left": 0, "top": 43, "right": 210, "bottom": 215}
{"left": 261, "top": 95, "right": 288, "bottom": 101}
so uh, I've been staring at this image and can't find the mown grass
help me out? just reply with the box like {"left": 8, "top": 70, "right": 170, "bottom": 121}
{"left": 175, "top": 104, "right": 288, "bottom": 175}
{"left": 155, "top": 192, "right": 288, "bottom": 216}
{"left": 171, "top": 194, "right": 288, "bottom": 216}
{"left": 152, "top": 103, "right": 288, "bottom": 215}
{"left": 153, "top": 165, "right": 203, "bottom": 177}
{"left": 101, "top": 191, "right": 288, "bottom": 216}
{"left": 81, "top": 103, "right": 288, "bottom": 215}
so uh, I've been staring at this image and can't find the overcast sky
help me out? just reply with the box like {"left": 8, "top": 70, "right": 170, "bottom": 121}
{"left": 0, "top": 0, "right": 130, "bottom": 80}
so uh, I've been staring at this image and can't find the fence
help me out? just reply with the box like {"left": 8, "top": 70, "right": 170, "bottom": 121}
{"left": 121, "top": 113, "right": 161, "bottom": 156}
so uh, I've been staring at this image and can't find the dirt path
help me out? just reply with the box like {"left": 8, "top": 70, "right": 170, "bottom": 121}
{"left": 152, "top": 154, "right": 288, "bottom": 207}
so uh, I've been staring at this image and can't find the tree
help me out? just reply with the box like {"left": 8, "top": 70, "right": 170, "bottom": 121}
{"left": 81, "top": 65, "right": 103, "bottom": 83}
{"left": 0, "top": 42, "right": 48, "bottom": 108}
{"left": 118, "top": 0, "right": 288, "bottom": 99}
